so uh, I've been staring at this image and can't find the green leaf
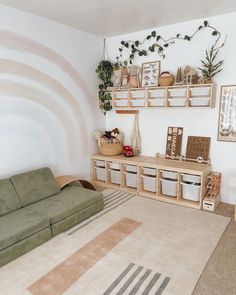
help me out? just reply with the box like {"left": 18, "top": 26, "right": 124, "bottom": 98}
{"left": 198, "top": 25, "right": 203, "bottom": 30}
{"left": 176, "top": 34, "right": 180, "bottom": 38}
{"left": 204, "top": 20, "right": 208, "bottom": 27}
{"left": 212, "top": 30, "right": 218, "bottom": 36}
{"left": 119, "top": 48, "right": 122, "bottom": 52}
{"left": 184, "top": 35, "right": 191, "bottom": 41}
{"left": 156, "top": 35, "right": 161, "bottom": 41}
{"left": 124, "top": 42, "right": 129, "bottom": 48}
{"left": 121, "top": 41, "right": 125, "bottom": 45}
{"left": 135, "top": 40, "right": 139, "bottom": 47}
{"left": 164, "top": 43, "right": 169, "bottom": 47}
{"left": 146, "top": 35, "right": 152, "bottom": 40}
{"left": 124, "top": 60, "right": 128, "bottom": 66}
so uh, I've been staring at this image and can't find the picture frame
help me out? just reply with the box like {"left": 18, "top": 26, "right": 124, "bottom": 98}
{"left": 141, "top": 61, "right": 160, "bottom": 87}
{"left": 218, "top": 85, "right": 236, "bottom": 142}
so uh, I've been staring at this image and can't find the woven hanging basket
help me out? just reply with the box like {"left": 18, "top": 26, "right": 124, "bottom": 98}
{"left": 98, "top": 140, "right": 123, "bottom": 156}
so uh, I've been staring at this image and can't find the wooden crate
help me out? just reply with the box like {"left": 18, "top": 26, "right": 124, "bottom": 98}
{"left": 203, "top": 172, "right": 221, "bottom": 211}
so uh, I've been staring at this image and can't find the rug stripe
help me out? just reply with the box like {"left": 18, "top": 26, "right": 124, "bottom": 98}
{"left": 28, "top": 218, "right": 142, "bottom": 295}
{"left": 102, "top": 263, "right": 135, "bottom": 295}
{"left": 155, "top": 277, "right": 171, "bottom": 295}
{"left": 67, "top": 192, "right": 134, "bottom": 235}
{"left": 104, "top": 192, "right": 131, "bottom": 205}
{"left": 141, "top": 272, "right": 161, "bottom": 295}
{"left": 128, "top": 269, "right": 152, "bottom": 295}
{"left": 116, "top": 265, "right": 144, "bottom": 295}
{"left": 103, "top": 190, "right": 125, "bottom": 201}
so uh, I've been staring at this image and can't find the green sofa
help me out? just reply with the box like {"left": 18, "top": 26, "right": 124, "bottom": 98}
{"left": 0, "top": 167, "right": 104, "bottom": 267}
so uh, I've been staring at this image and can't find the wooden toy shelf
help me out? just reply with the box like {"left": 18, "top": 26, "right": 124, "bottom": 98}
{"left": 91, "top": 154, "right": 212, "bottom": 210}
{"left": 101, "top": 83, "right": 215, "bottom": 109}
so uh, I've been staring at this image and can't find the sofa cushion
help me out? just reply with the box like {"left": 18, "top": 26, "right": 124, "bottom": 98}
{"left": 28, "top": 185, "right": 103, "bottom": 224}
{"left": 0, "top": 208, "right": 50, "bottom": 251}
{"left": 0, "top": 179, "right": 21, "bottom": 217}
{"left": 11, "top": 167, "right": 59, "bottom": 207}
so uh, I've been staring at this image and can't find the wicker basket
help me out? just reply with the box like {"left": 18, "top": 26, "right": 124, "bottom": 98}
{"left": 98, "top": 140, "right": 123, "bottom": 156}
{"left": 158, "top": 72, "right": 175, "bottom": 86}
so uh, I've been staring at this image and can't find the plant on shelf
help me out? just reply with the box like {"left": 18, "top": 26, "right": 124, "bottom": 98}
{"left": 198, "top": 45, "right": 224, "bottom": 83}
{"left": 116, "top": 20, "right": 225, "bottom": 69}
{"left": 96, "top": 60, "right": 114, "bottom": 114}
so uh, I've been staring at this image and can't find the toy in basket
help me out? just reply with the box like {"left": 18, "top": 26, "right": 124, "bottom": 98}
{"left": 94, "top": 128, "right": 124, "bottom": 156}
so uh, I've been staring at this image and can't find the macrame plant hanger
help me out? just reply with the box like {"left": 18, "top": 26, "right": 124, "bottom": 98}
{"left": 101, "top": 36, "right": 110, "bottom": 61}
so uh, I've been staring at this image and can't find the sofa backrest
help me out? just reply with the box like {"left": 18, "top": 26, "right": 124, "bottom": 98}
{"left": 11, "top": 167, "right": 59, "bottom": 207}
{"left": 0, "top": 179, "right": 22, "bottom": 217}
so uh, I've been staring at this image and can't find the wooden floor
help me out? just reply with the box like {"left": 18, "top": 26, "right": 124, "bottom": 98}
{"left": 193, "top": 202, "right": 236, "bottom": 295}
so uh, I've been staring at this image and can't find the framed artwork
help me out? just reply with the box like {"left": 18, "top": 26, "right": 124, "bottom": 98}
{"left": 218, "top": 85, "right": 236, "bottom": 142}
{"left": 141, "top": 61, "right": 160, "bottom": 87}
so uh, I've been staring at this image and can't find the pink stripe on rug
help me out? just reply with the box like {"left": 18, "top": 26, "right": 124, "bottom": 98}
{"left": 28, "top": 217, "right": 142, "bottom": 295}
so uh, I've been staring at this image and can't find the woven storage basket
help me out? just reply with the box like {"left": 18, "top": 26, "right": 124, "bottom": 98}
{"left": 158, "top": 72, "right": 175, "bottom": 86}
{"left": 98, "top": 141, "right": 123, "bottom": 156}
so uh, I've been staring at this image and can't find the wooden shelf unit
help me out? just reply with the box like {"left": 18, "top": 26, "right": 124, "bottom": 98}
{"left": 91, "top": 154, "right": 212, "bottom": 210}
{"left": 102, "top": 83, "right": 215, "bottom": 109}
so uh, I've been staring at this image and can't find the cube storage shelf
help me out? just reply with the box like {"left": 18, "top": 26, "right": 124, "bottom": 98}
{"left": 100, "top": 83, "right": 215, "bottom": 109}
{"left": 91, "top": 154, "right": 212, "bottom": 210}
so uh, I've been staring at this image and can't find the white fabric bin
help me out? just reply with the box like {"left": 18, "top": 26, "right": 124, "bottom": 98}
{"left": 109, "top": 169, "right": 120, "bottom": 184}
{"left": 181, "top": 182, "right": 200, "bottom": 201}
{"left": 131, "top": 100, "right": 145, "bottom": 107}
{"left": 124, "top": 172, "right": 137, "bottom": 188}
{"left": 161, "top": 170, "right": 178, "bottom": 180}
{"left": 130, "top": 90, "right": 145, "bottom": 98}
{"left": 124, "top": 165, "right": 137, "bottom": 173}
{"left": 95, "top": 160, "right": 105, "bottom": 168}
{"left": 168, "top": 98, "right": 186, "bottom": 106}
{"left": 108, "top": 162, "right": 120, "bottom": 170}
{"left": 142, "top": 167, "right": 157, "bottom": 176}
{"left": 190, "top": 98, "right": 209, "bottom": 106}
{"left": 141, "top": 175, "right": 157, "bottom": 192}
{"left": 160, "top": 179, "right": 177, "bottom": 197}
{"left": 95, "top": 167, "right": 105, "bottom": 182}
{"left": 149, "top": 98, "right": 165, "bottom": 107}
{"left": 182, "top": 174, "right": 201, "bottom": 184}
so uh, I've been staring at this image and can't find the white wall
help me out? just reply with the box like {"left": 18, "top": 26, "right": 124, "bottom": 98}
{"left": 0, "top": 4, "right": 104, "bottom": 178}
{"left": 106, "top": 13, "right": 236, "bottom": 204}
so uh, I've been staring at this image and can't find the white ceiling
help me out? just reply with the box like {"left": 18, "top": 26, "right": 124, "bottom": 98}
{"left": 0, "top": 0, "right": 236, "bottom": 36}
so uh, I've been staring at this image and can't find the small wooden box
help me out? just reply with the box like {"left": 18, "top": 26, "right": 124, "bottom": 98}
{"left": 203, "top": 194, "right": 220, "bottom": 211}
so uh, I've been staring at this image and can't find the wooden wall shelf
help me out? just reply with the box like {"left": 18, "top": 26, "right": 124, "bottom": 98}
{"left": 100, "top": 83, "right": 215, "bottom": 109}
{"left": 91, "top": 154, "right": 212, "bottom": 210}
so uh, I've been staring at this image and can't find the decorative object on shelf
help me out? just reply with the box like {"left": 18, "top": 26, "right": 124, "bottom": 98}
{"left": 183, "top": 66, "right": 198, "bottom": 84}
{"left": 198, "top": 76, "right": 205, "bottom": 84}
{"left": 96, "top": 38, "right": 114, "bottom": 114}
{"left": 141, "top": 61, "right": 160, "bottom": 87}
{"left": 121, "top": 67, "right": 130, "bottom": 88}
{"left": 129, "top": 66, "right": 140, "bottom": 88}
{"left": 116, "top": 20, "right": 225, "bottom": 67}
{"left": 198, "top": 45, "right": 224, "bottom": 83}
{"left": 175, "top": 67, "right": 183, "bottom": 84}
{"left": 123, "top": 146, "right": 134, "bottom": 157}
{"left": 158, "top": 71, "right": 175, "bottom": 86}
{"left": 218, "top": 85, "right": 236, "bottom": 142}
{"left": 186, "top": 136, "right": 211, "bottom": 162}
{"left": 113, "top": 64, "right": 123, "bottom": 88}
{"left": 131, "top": 113, "right": 141, "bottom": 156}
{"left": 93, "top": 128, "right": 124, "bottom": 156}
{"left": 166, "top": 127, "right": 183, "bottom": 159}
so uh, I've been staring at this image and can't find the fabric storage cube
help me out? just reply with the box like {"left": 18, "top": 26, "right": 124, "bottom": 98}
{"left": 149, "top": 99, "right": 165, "bottom": 107}
{"left": 141, "top": 175, "right": 157, "bottom": 192}
{"left": 181, "top": 182, "right": 200, "bottom": 201}
{"left": 168, "top": 98, "right": 186, "bottom": 106}
{"left": 95, "top": 160, "right": 105, "bottom": 168}
{"left": 149, "top": 89, "right": 165, "bottom": 98}
{"left": 182, "top": 174, "right": 201, "bottom": 184}
{"left": 109, "top": 169, "right": 120, "bottom": 185}
{"left": 142, "top": 167, "right": 157, "bottom": 176}
{"left": 169, "top": 88, "right": 186, "bottom": 97}
{"left": 114, "top": 91, "right": 128, "bottom": 99}
{"left": 115, "top": 100, "right": 129, "bottom": 107}
{"left": 161, "top": 170, "right": 178, "bottom": 180}
{"left": 124, "top": 172, "right": 137, "bottom": 188}
{"left": 190, "top": 87, "right": 211, "bottom": 96}
{"left": 124, "top": 165, "right": 137, "bottom": 173}
{"left": 131, "top": 100, "right": 145, "bottom": 107}
{"left": 160, "top": 179, "right": 177, "bottom": 197}
{"left": 108, "top": 162, "right": 120, "bottom": 170}
{"left": 130, "top": 90, "right": 145, "bottom": 98}
{"left": 95, "top": 167, "right": 106, "bottom": 182}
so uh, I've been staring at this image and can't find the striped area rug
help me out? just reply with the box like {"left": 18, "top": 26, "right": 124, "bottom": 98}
{"left": 102, "top": 263, "right": 171, "bottom": 295}
{"left": 66, "top": 189, "right": 135, "bottom": 235}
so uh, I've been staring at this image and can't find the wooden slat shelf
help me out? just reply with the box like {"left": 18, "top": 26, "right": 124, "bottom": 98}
{"left": 91, "top": 153, "right": 212, "bottom": 210}
{"left": 100, "top": 83, "right": 215, "bottom": 109}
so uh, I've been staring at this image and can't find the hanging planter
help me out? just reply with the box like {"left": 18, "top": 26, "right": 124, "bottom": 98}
{"left": 96, "top": 38, "right": 114, "bottom": 114}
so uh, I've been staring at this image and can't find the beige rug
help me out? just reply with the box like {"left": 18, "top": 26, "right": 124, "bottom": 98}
{"left": 0, "top": 189, "right": 230, "bottom": 295}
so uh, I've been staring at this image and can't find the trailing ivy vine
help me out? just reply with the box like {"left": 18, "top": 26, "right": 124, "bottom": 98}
{"left": 116, "top": 20, "right": 224, "bottom": 66}
{"left": 96, "top": 60, "right": 114, "bottom": 114}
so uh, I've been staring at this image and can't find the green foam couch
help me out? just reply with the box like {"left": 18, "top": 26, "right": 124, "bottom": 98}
{"left": 0, "top": 167, "right": 104, "bottom": 267}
